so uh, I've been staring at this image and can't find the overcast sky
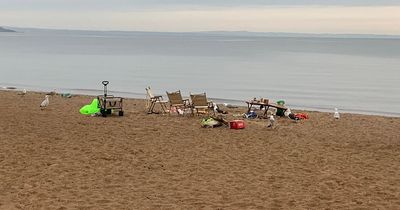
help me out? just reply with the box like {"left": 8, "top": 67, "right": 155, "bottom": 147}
{"left": 1, "top": 0, "right": 400, "bottom": 34}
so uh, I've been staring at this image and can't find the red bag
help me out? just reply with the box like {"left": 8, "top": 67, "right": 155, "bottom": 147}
{"left": 230, "top": 120, "right": 245, "bottom": 129}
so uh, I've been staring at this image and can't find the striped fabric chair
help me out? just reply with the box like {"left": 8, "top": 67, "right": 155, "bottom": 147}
{"left": 166, "top": 90, "right": 191, "bottom": 115}
{"left": 190, "top": 92, "right": 215, "bottom": 116}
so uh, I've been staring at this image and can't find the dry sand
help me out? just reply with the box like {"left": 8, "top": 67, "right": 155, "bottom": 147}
{"left": 0, "top": 90, "right": 399, "bottom": 209}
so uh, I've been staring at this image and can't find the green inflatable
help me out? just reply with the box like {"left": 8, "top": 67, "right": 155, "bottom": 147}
{"left": 79, "top": 99, "right": 100, "bottom": 115}
{"left": 201, "top": 117, "right": 222, "bottom": 128}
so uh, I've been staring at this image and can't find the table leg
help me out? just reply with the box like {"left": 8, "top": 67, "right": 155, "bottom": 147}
{"left": 247, "top": 104, "right": 252, "bottom": 113}
{"left": 264, "top": 106, "right": 270, "bottom": 117}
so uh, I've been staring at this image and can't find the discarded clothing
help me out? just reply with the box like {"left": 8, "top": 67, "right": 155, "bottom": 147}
{"left": 244, "top": 111, "right": 257, "bottom": 119}
{"left": 289, "top": 113, "right": 309, "bottom": 120}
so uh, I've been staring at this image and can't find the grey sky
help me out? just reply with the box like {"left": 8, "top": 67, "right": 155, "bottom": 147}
{"left": 1, "top": 0, "right": 400, "bottom": 10}
{"left": 1, "top": 0, "right": 400, "bottom": 34}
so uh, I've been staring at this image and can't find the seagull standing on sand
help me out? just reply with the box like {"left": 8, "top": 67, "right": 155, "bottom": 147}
{"left": 334, "top": 108, "right": 340, "bottom": 119}
{"left": 18, "top": 89, "right": 27, "bottom": 96}
{"left": 267, "top": 115, "right": 275, "bottom": 128}
{"left": 40, "top": 95, "right": 49, "bottom": 110}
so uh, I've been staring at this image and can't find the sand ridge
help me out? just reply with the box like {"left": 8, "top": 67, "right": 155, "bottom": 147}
{"left": 0, "top": 90, "right": 399, "bottom": 209}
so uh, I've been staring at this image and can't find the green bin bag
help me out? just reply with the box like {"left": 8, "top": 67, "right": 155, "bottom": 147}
{"left": 79, "top": 99, "right": 100, "bottom": 115}
{"left": 276, "top": 100, "right": 286, "bottom": 117}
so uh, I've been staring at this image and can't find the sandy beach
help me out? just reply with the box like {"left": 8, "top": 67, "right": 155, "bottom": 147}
{"left": 0, "top": 90, "right": 399, "bottom": 209}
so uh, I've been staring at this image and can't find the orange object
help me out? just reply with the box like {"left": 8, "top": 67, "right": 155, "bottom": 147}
{"left": 294, "top": 113, "right": 309, "bottom": 120}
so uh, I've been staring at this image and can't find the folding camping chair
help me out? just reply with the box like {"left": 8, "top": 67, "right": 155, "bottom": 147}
{"left": 145, "top": 86, "right": 168, "bottom": 114}
{"left": 166, "top": 90, "right": 191, "bottom": 115}
{"left": 190, "top": 92, "right": 215, "bottom": 116}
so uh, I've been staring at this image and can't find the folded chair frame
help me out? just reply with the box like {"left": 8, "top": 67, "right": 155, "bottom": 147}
{"left": 146, "top": 87, "right": 168, "bottom": 114}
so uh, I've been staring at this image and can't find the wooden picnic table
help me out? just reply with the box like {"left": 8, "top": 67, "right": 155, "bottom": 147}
{"left": 245, "top": 100, "right": 287, "bottom": 117}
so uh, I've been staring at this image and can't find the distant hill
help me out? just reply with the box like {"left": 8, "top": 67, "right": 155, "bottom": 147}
{"left": 0, "top": 27, "right": 16, "bottom": 32}
{"left": 5, "top": 26, "right": 400, "bottom": 39}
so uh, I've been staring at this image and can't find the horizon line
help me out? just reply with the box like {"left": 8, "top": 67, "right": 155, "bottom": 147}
{"left": 3, "top": 25, "right": 400, "bottom": 38}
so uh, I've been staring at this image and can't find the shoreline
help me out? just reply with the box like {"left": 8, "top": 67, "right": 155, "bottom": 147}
{"left": 1, "top": 86, "right": 399, "bottom": 118}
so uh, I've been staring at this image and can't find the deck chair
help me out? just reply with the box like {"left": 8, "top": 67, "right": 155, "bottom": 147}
{"left": 190, "top": 92, "right": 215, "bottom": 116}
{"left": 166, "top": 90, "right": 190, "bottom": 115}
{"left": 145, "top": 87, "right": 168, "bottom": 114}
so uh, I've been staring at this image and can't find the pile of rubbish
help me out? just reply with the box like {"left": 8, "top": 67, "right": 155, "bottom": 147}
{"left": 285, "top": 109, "right": 309, "bottom": 120}
{"left": 201, "top": 116, "right": 229, "bottom": 128}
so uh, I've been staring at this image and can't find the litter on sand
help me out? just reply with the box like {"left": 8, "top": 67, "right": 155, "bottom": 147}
{"left": 201, "top": 116, "right": 228, "bottom": 128}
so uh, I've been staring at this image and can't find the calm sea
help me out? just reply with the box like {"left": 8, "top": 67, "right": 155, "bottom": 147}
{"left": 1, "top": 29, "right": 399, "bottom": 116}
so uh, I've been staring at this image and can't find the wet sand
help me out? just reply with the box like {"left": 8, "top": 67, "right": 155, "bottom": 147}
{"left": 0, "top": 90, "right": 399, "bottom": 209}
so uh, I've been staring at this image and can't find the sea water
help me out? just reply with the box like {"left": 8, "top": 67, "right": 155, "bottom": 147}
{"left": 1, "top": 29, "right": 399, "bottom": 116}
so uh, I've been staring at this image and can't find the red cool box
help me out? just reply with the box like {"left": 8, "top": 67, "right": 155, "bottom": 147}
{"left": 229, "top": 120, "right": 245, "bottom": 129}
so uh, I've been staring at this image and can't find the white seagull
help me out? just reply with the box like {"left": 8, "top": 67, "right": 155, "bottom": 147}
{"left": 18, "top": 88, "right": 27, "bottom": 96}
{"left": 267, "top": 115, "right": 275, "bottom": 128}
{"left": 40, "top": 95, "right": 49, "bottom": 110}
{"left": 334, "top": 108, "right": 340, "bottom": 119}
